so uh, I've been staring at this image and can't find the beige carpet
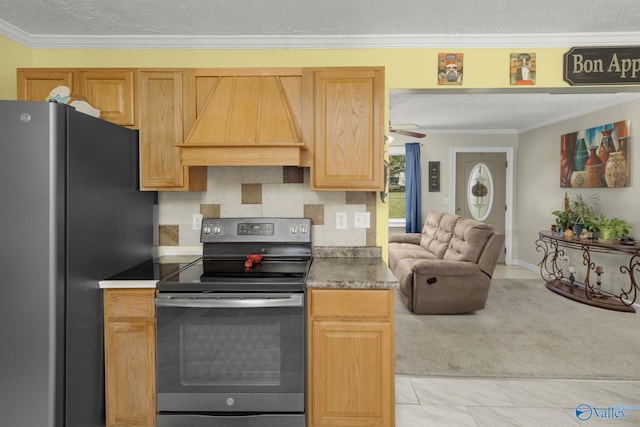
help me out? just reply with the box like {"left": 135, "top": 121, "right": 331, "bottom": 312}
{"left": 395, "top": 278, "right": 640, "bottom": 379}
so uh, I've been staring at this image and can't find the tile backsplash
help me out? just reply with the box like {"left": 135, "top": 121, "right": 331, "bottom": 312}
{"left": 158, "top": 166, "right": 377, "bottom": 251}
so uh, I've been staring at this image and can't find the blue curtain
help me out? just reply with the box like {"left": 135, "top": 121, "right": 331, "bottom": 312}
{"left": 405, "top": 143, "right": 422, "bottom": 233}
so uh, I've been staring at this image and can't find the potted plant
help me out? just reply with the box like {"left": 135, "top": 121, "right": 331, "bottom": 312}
{"left": 569, "top": 193, "right": 599, "bottom": 237}
{"left": 551, "top": 209, "right": 571, "bottom": 232}
{"left": 598, "top": 217, "right": 631, "bottom": 241}
{"left": 580, "top": 213, "right": 601, "bottom": 239}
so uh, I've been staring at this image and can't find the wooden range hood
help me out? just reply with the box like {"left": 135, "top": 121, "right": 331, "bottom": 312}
{"left": 179, "top": 69, "right": 308, "bottom": 167}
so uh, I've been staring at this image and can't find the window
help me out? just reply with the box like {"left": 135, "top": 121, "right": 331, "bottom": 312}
{"left": 388, "top": 145, "right": 406, "bottom": 228}
{"left": 467, "top": 162, "right": 494, "bottom": 221}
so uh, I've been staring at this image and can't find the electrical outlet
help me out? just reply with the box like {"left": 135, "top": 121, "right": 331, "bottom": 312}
{"left": 354, "top": 212, "right": 370, "bottom": 228}
{"left": 192, "top": 214, "right": 203, "bottom": 231}
{"left": 336, "top": 212, "right": 347, "bottom": 229}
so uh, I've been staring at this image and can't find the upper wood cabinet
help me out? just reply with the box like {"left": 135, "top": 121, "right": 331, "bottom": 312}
{"left": 17, "top": 68, "right": 138, "bottom": 128}
{"left": 77, "top": 70, "right": 137, "bottom": 127}
{"left": 307, "top": 67, "right": 385, "bottom": 191}
{"left": 17, "top": 69, "right": 74, "bottom": 102}
{"left": 18, "top": 66, "right": 385, "bottom": 191}
{"left": 138, "top": 69, "right": 206, "bottom": 191}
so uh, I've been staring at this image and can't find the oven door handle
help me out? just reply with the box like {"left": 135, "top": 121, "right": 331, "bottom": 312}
{"left": 154, "top": 294, "right": 304, "bottom": 309}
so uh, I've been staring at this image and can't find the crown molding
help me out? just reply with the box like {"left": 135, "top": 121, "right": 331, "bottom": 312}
{"left": 1, "top": 19, "right": 639, "bottom": 50}
{"left": 0, "top": 19, "right": 33, "bottom": 47}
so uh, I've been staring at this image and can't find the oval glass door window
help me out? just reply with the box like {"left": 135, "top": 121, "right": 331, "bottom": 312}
{"left": 467, "top": 163, "right": 493, "bottom": 221}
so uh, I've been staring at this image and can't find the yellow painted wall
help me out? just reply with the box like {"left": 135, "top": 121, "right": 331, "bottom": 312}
{"left": 0, "top": 37, "right": 577, "bottom": 257}
{"left": 22, "top": 46, "right": 570, "bottom": 88}
{"left": 0, "top": 37, "right": 31, "bottom": 99}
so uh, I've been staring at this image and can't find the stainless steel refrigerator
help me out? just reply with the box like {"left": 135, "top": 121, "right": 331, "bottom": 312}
{"left": 0, "top": 100, "right": 156, "bottom": 426}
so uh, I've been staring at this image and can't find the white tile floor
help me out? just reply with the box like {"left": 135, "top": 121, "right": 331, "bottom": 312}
{"left": 396, "top": 377, "right": 640, "bottom": 426}
{"left": 394, "top": 265, "right": 640, "bottom": 426}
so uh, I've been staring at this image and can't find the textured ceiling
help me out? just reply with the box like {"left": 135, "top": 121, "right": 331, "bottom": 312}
{"left": 2, "top": 0, "right": 639, "bottom": 133}
{"left": 1, "top": 0, "right": 639, "bottom": 37}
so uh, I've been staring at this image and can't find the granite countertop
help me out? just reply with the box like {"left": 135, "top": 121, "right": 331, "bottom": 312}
{"left": 99, "top": 247, "right": 399, "bottom": 290}
{"left": 307, "top": 247, "right": 399, "bottom": 290}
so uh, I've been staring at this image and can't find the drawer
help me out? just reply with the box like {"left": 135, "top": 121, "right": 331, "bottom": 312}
{"left": 104, "top": 289, "right": 156, "bottom": 320}
{"left": 309, "top": 289, "right": 392, "bottom": 319}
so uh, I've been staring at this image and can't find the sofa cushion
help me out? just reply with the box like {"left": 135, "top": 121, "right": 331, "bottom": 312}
{"left": 418, "top": 212, "right": 444, "bottom": 250}
{"left": 388, "top": 242, "right": 439, "bottom": 270}
{"left": 443, "top": 218, "right": 494, "bottom": 263}
{"left": 420, "top": 212, "right": 458, "bottom": 258}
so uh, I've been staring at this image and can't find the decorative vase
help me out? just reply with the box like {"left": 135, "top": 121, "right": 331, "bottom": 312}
{"left": 617, "top": 136, "right": 629, "bottom": 160}
{"left": 573, "top": 223, "right": 584, "bottom": 238}
{"left": 573, "top": 138, "right": 589, "bottom": 172}
{"left": 614, "top": 120, "right": 629, "bottom": 140}
{"left": 597, "top": 129, "right": 615, "bottom": 165}
{"left": 570, "top": 171, "right": 589, "bottom": 188}
{"left": 584, "top": 146, "right": 604, "bottom": 187}
{"left": 605, "top": 151, "right": 628, "bottom": 187}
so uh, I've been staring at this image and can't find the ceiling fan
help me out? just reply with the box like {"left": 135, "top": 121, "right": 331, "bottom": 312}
{"left": 389, "top": 123, "right": 426, "bottom": 139}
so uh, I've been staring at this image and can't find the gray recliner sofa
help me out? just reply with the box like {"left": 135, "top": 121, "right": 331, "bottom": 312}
{"left": 388, "top": 211, "right": 505, "bottom": 314}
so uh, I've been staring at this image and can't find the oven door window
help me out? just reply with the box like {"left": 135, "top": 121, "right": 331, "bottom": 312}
{"left": 156, "top": 294, "right": 304, "bottom": 396}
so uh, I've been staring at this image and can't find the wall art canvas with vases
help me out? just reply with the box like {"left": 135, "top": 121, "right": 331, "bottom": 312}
{"left": 560, "top": 120, "right": 630, "bottom": 188}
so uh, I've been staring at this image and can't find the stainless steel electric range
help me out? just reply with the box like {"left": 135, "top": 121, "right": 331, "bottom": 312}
{"left": 155, "top": 217, "right": 311, "bottom": 427}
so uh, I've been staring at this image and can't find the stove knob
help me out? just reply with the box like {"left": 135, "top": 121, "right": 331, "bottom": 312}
{"left": 289, "top": 226, "right": 298, "bottom": 234}
{"left": 212, "top": 226, "right": 222, "bottom": 234}
{"left": 300, "top": 225, "right": 308, "bottom": 234}
{"left": 202, "top": 225, "right": 212, "bottom": 235}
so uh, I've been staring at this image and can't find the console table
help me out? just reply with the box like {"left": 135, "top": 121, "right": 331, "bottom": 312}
{"left": 535, "top": 231, "right": 639, "bottom": 313}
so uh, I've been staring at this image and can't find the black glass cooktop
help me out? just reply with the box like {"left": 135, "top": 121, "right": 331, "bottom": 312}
{"left": 156, "top": 258, "right": 311, "bottom": 292}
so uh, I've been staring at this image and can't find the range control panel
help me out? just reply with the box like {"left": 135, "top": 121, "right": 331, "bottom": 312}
{"left": 201, "top": 217, "right": 311, "bottom": 243}
{"left": 237, "top": 222, "right": 274, "bottom": 236}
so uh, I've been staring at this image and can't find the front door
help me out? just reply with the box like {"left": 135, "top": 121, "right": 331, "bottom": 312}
{"left": 455, "top": 152, "right": 506, "bottom": 262}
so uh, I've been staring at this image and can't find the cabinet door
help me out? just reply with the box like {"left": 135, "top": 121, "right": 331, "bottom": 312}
{"left": 77, "top": 70, "right": 137, "bottom": 127}
{"left": 17, "top": 69, "right": 74, "bottom": 101}
{"left": 309, "top": 67, "right": 385, "bottom": 191}
{"left": 104, "top": 289, "right": 156, "bottom": 427}
{"left": 308, "top": 289, "right": 395, "bottom": 427}
{"left": 104, "top": 319, "right": 156, "bottom": 427}
{"left": 139, "top": 70, "right": 206, "bottom": 191}
{"left": 310, "top": 320, "right": 393, "bottom": 427}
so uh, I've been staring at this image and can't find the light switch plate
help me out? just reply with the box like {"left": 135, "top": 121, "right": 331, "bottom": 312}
{"left": 354, "top": 212, "right": 370, "bottom": 228}
{"left": 192, "top": 214, "right": 203, "bottom": 231}
{"left": 336, "top": 212, "right": 347, "bottom": 229}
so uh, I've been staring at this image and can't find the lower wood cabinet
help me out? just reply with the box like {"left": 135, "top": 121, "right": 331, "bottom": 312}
{"left": 103, "top": 289, "right": 156, "bottom": 427}
{"left": 307, "top": 289, "right": 395, "bottom": 427}
{"left": 102, "top": 287, "right": 394, "bottom": 427}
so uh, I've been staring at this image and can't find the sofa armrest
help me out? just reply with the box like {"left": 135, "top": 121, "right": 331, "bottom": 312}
{"left": 410, "top": 260, "right": 481, "bottom": 276}
{"left": 389, "top": 233, "right": 421, "bottom": 244}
